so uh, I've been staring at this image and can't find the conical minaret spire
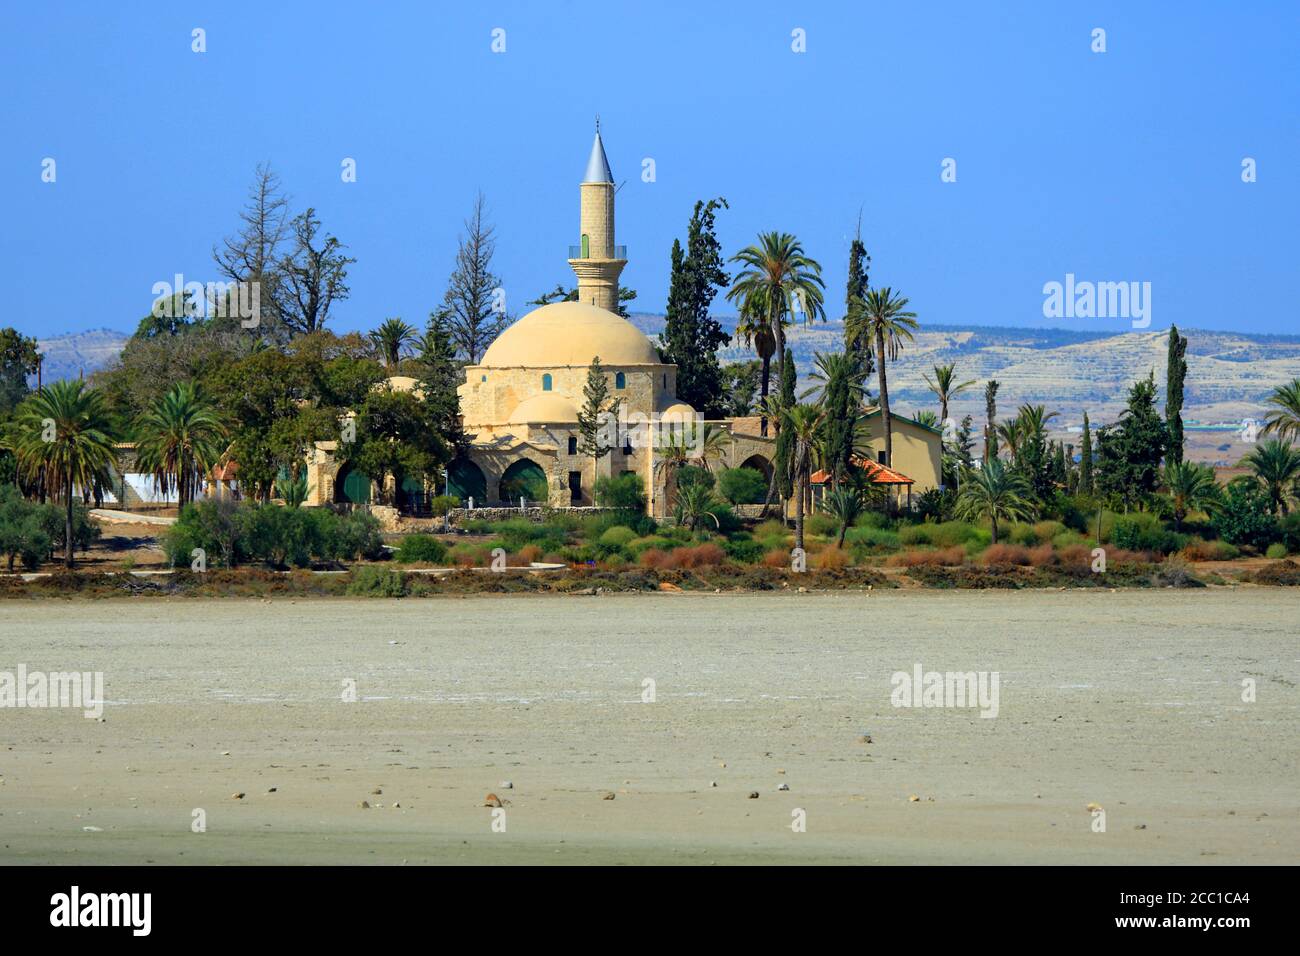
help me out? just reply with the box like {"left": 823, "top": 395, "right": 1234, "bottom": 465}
{"left": 568, "top": 121, "right": 625, "bottom": 313}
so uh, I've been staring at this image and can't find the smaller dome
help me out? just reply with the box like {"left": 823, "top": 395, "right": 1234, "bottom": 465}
{"left": 508, "top": 394, "right": 579, "bottom": 425}
{"left": 658, "top": 401, "right": 696, "bottom": 422}
{"left": 375, "top": 375, "right": 423, "bottom": 396}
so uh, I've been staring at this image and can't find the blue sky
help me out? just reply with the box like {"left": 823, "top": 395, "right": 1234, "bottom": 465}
{"left": 2, "top": 1, "right": 1297, "bottom": 339}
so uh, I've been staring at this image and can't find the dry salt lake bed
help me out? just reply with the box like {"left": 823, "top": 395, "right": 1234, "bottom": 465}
{"left": 0, "top": 590, "right": 1296, "bottom": 865}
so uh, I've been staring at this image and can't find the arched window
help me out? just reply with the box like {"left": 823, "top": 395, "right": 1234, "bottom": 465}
{"left": 542, "top": 373, "right": 553, "bottom": 391}
{"left": 662, "top": 373, "right": 667, "bottom": 389}
{"left": 580, "top": 234, "right": 590, "bottom": 258}
{"left": 615, "top": 371, "right": 626, "bottom": 390}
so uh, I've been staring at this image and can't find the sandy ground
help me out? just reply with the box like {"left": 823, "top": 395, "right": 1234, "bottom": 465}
{"left": 0, "top": 590, "right": 1295, "bottom": 865}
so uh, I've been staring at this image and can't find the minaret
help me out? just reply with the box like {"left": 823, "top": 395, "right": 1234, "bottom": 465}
{"left": 568, "top": 122, "right": 626, "bottom": 313}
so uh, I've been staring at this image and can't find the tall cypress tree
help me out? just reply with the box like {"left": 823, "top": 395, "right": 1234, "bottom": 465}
{"left": 1079, "top": 412, "right": 1093, "bottom": 494}
{"left": 658, "top": 198, "right": 731, "bottom": 418}
{"left": 1165, "top": 324, "right": 1188, "bottom": 465}
{"left": 843, "top": 222, "right": 874, "bottom": 379}
{"left": 984, "top": 379, "right": 1000, "bottom": 461}
{"left": 577, "top": 355, "right": 620, "bottom": 468}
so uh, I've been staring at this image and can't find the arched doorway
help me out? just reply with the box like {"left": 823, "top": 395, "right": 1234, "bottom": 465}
{"left": 446, "top": 458, "right": 487, "bottom": 504}
{"left": 498, "top": 459, "right": 548, "bottom": 505}
{"left": 333, "top": 462, "right": 371, "bottom": 504}
{"left": 738, "top": 454, "right": 773, "bottom": 502}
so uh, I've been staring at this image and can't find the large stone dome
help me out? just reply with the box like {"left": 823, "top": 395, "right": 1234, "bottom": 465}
{"left": 479, "top": 301, "right": 661, "bottom": 368}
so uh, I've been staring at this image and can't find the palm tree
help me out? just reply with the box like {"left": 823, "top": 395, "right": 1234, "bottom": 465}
{"left": 1015, "top": 404, "right": 1060, "bottom": 444}
{"left": 780, "top": 403, "right": 825, "bottom": 554}
{"left": 727, "top": 232, "right": 826, "bottom": 432}
{"left": 674, "top": 481, "right": 723, "bottom": 532}
{"left": 845, "top": 287, "right": 917, "bottom": 470}
{"left": 370, "top": 318, "right": 416, "bottom": 371}
{"left": 1162, "top": 461, "right": 1221, "bottom": 530}
{"left": 953, "top": 457, "right": 1034, "bottom": 544}
{"left": 923, "top": 363, "right": 976, "bottom": 426}
{"left": 134, "top": 382, "right": 227, "bottom": 508}
{"left": 820, "top": 485, "right": 864, "bottom": 549}
{"left": 275, "top": 474, "right": 312, "bottom": 509}
{"left": 10, "top": 380, "right": 117, "bottom": 567}
{"left": 652, "top": 421, "right": 731, "bottom": 512}
{"left": 1261, "top": 378, "right": 1300, "bottom": 442}
{"left": 995, "top": 419, "right": 1024, "bottom": 461}
{"left": 1244, "top": 439, "right": 1300, "bottom": 515}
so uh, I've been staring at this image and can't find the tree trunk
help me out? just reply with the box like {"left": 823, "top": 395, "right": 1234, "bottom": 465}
{"left": 990, "top": 515, "right": 999, "bottom": 545}
{"left": 876, "top": 327, "right": 892, "bottom": 469}
{"left": 758, "top": 353, "right": 771, "bottom": 437}
{"left": 794, "top": 470, "right": 806, "bottom": 554}
{"left": 65, "top": 481, "right": 74, "bottom": 568}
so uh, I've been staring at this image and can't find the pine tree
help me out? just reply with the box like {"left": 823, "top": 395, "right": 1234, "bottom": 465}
{"left": 658, "top": 198, "right": 731, "bottom": 418}
{"left": 577, "top": 356, "right": 620, "bottom": 468}
{"left": 1079, "top": 412, "right": 1094, "bottom": 494}
{"left": 416, "top": 310, "right": 466, "bottom": 453}
{"left": 1098, "top": 373, "right": 1167, "bottom": 509}
{"left": 1166, "top": 324, "right": 1188, "bottom": 465}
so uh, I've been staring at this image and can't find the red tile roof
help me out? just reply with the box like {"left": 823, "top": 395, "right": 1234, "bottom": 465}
{"left": 809, "top": 457, "right": 914, "bottom": 485}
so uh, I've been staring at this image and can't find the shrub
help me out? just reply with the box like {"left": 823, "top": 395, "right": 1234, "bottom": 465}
{"left": 516, "top": 544, "right": 543, "bottom": 565}
{"left": 722, "top": 535, "right": 764, "bottom": 564}
{"left": 394, "top": 534, "right": 448, "bottom": 564}
{"left": 814, "top": 546, "right": 851, "bottom": 570}
{"left": 1181, "top": 538, "right": 1240, "bottom": 561}
{"left": 638, "top": 548, "right": 672, "bottom": 569}
{"left": 1150, "top": 555, "right": 1204, "bottom": 588}
{"left": 1111, "top": 513, "right": 1185, "bottom": 554}
{"left": 980, "top": 544, "right": 1032, "bottom": 566}
{"left": 347, "top": 566, "right": 406, "bottom": 597}
{"left": 1211, "top": 483, "right": 1277, "bottom": 549}
{"left": 1276, "top": 513, "right": 1300, "bottom": 554}
{"left": 675, "top": 466, "right": 715, "bottom": 493}
{"left": 844, "top": 525, "right": 901, "bottom": 551}
{"left": 329, "top": 510, "right": 385, "bottom": 561}
{"left": 669, "top": 543, "right": 726, "bottom": 568}
{"left": 593, "top": 473, "right": 646, "bottom": 512}
{"left": 888, "top": 546, "right": 966, "bottom": 567}
{"left": 628, "top": 534, "right": 672, "bottom": 556}
{"left": 1249, "top": 559, "right": 1300, "bottom": 586}
{"left": 448, "top": 542, "right": 491, "bottom": 567}
{"left": 761, "top": 547, "right": 791, "bottom": 568}
{"left": 805, "top": 513, "right": 838, "bottom": 538}
{"left": 429, "top": 494, "right": 461, "bottom": 513}
{"left": 1266, "top": 542, "right": 1289, "bottom": 559}
{"left": 899, "top": 521, "right": 980, "bottom": 548}
{"left": 598, "top": 525, "right": 638, "bottom": 549}
{"left": 717, "top": 467, "right": 768, "bottom": 505}
{"left": 0, "top": 485, "right": 52, "bottom": 571}
{"left": 493, "top": 517, "right": 568, "bottom": 553}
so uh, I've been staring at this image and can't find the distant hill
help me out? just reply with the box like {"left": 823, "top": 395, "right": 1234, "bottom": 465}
{"left": 629, "top": 314, "right": 1298, "bottom": 429}
{"left": 34, "top": 329, "right": 130, "bottom": 384}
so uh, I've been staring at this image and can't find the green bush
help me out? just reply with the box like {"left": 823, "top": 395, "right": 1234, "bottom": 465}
{"left": 593, "top": 473, "right": 646, "bottom": 512}
{"left": 347, "top": 566, "right": 407, "bottom": 597}
{"left": 1266, "top": 542, "right": 1289, "bottom": 559}
{"left": 805, "top": 513, "right": 838, "bottom": 538}
{"left": 1276, "top": 513, "right": 1300, "bottom": 554}
{"left": 844, "top": 525, "right": 901, "bottom": 551}
{"left": 394, "top": 534, "right": 449, "bottom": 564}
{"left": 0, "top": 484, "right": 53, "bottom": 571}
{"left": 899, "top": 520, "right": 981, "bottom": 548}
{"left": 492, "top": 517, "right": 569, "bottom": 553}
{"left": 627, "top": 534, "right": 672, "bottom": 556}
{"left": 598, "top": 525, "right": 638, "bottom": 549}
{"left": 717, "top": 467, "right": 767, "bottom": 505}
{"left": 722, "top": 535, "right": 764, "bottom": 564}
{"left": 675, "top": 466, "right": 715, "bottom": 493}
{"left": 1211, "top": 483, "right": 1277, "bottom": 549}
{"left": 1111, "top": 513, "right": 1186, "bottom": 554}
{"left": 329, "top": 510, "right": 385, "bottom": 561}
{"left": 429, "top": 494, "right": 461, "bottom": 513}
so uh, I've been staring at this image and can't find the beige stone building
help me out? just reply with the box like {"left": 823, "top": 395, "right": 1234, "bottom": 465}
{"left": 308, "top": 129, "right": 942, "bottom": 518}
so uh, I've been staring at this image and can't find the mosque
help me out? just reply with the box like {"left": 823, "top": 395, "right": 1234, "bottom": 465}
{"left": 305, "top": 129, "right": 941, "bottom": 519}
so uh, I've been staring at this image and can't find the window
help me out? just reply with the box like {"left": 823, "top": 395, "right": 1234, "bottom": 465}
{"left": 567, "top": 436, "right": 577, "bottom": 455}
{"left": 662, "top": 373, "right": 667, "bottom": 389}
{"left": 622, "top": 441, "right": 633, "bottom": 456}
{"left": 480, "top": 374, "right": 486, "bottom": 382}
{"left": 615, "top": 371, "right": 626, "bottom": 390}
{"left": 568, "top": 471, "right": 582, "bottom": 503}
{"left": 580, "top": 234, "right": 590, "bottom": 258}
{"left": 542, "top": 373, "right": 552, "bottom": 391}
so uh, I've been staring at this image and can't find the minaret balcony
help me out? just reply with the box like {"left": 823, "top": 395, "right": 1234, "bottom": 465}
{"left": 567, "top": 244, "right": 627, "bottom": 260}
